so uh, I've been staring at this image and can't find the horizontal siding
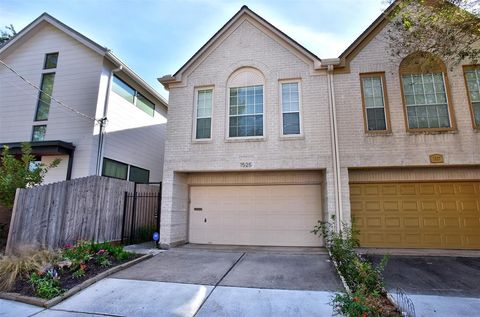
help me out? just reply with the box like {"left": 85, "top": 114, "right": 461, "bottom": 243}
{"left": 0, "top": 22, "right": 103, "bottom": 178}
{"left": 102, "top": 64, "right": 167, "bottom": 183}
{"left": 349, "top": 167, "right": 480, "bottom": 183}
{"left": 41, "top": 155, "right": 69, "bottom": 184}
{"left": 187, "top": 170, "right": 324, "bottom": 185}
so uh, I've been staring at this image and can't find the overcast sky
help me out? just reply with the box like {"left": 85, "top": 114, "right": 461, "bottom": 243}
{"left": 0, "top": 0, "right": 385, "bottom": 98}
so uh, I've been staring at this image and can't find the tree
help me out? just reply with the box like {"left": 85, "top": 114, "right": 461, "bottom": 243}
{"left": 0, "top": 144, "right": 60, "bottom": 208}
{"left": 385, "top": 0, "right": 480, "bottom": 66}
{"left": 0, "top": 24, "right": 16, "bottom": 45}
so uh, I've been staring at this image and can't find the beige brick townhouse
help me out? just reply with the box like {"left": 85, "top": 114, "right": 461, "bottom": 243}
{"left": 158, "top": 3, "right": 480, "bottom": 250}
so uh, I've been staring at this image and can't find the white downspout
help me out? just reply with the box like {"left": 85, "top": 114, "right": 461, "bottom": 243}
{"left": 326, "top": 62, "right": 343, "bottom": 232}
{"left": 96, "top": 65, "right": 123, "bottom": 175}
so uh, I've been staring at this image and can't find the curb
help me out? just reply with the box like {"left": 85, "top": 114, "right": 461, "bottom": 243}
{"left": 0, "top": 253, "right": 152, "bottom": 308}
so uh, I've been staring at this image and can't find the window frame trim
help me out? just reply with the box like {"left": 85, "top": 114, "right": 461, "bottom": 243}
{"left": 112, "top": 74, "right": 155, "bottom": 117}
{"left": 101, "top": 157, "right": 128, "bottom": 180}
{"left": 43, "top": 52, "right": 59, "bottom": 70}
{"left": 225, "top": 84, "right": 266, "bottom": 141}
{"left": 31, "top": 125, "right": 47, "bottom": 142}
{"left": 359, "top": 72, "right": 392, "bottom": 134}
{"left": 192, "top": 86, "right": 214, "bottom": 143}
{"left": 34, "top": 72, "right": 56, "bottom": 122}
{"left": 278, "top": 79, "right": 304, "bottom": 138}
{"left": 128, "top": 164, "right": 150, "bottom": 183}
{"left": 399, "top": 62, "right": 456, "bottom": 133}
{"left": 462, "top": 64, "right": 480, "bottom": 130}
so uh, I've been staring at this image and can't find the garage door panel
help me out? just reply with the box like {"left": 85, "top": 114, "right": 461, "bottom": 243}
{"left": 351, "top": 181, "right": 480, "bottom": 249}
{"left": 423, "top": 217, "right": 440, "bottom": 228}
{"left": 438, "top": 184, "right": 456, "bottom": 194}
{"left": 189, "top": 184, "right": 322, "bottom": 247}
{"left": 383, "top": 201, "right": 400, "bottom": 212}
{"left": 402, "top": 201, "right": 418, "bottom": 211}
{"left": 400, "top": 184, "right": 416, "bottom": 195}
{"left": 385, "top": 217, "right": 401, "bottom": 227}
{"left": 420, "top": 201, "right": 437, "bottom": 212}
{"left": 404, "top": 217, "right": 420, "bottom": 228}
{"left": 419, "top": 184, "right": 436, "bottom": 195}
{"left": 365, "top": 201, "right": 381, "bottom": 212}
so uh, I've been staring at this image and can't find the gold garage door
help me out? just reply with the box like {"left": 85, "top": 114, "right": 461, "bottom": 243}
{"left": 350, "top": 182, "right": 480, "bottom": 249}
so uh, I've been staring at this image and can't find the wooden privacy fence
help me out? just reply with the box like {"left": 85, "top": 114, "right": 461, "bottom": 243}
{"left": 6, "top": 175, "right": 160, "bottom": 254}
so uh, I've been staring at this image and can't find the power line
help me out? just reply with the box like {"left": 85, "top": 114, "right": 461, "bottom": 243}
{"left": 0, "top": 59, "right": 99, "bottom": 123}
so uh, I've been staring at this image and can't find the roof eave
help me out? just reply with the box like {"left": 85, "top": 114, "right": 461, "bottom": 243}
{"left": 106, "top": 52, "right": 168, "bottom": 109}
{"left": 168, "top": 5, "right": 322, "bottom": 83}
{"left": 0, "top": 12, "right": 108, "bottom": 56}
{"left": 338, "top": 0, "right": 402, "bottom": 64}
{"left": 105, "top": 50, "right": 168, "bottom": 109}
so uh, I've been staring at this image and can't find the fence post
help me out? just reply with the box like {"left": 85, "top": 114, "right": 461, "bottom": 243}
{"left": 129, "top": 182, "right": 138, "bottom": 245}
{"left": 121, "top": 191, "right": 128, "bottom": 244}
{"left": 156, "top": 182, "right": 162, "bottom": 246}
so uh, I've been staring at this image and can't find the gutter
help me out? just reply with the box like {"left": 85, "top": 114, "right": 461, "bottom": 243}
{"left": 105, "top": 51, "right": 168, "bottom": 109}
{"left": 324, "top": 58, "right": 343, "bottom": 232}
{"left": 95, "top": 65, "right": 123, "bottom": 176}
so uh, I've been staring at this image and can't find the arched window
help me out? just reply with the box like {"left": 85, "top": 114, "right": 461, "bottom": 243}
{"left": 227, "top": 67, "right": 265, "bottom": 138}
{"left": 400, "top": 52, "right": 454, "bottom": 131}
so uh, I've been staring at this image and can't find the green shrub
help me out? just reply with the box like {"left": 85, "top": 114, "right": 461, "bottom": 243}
{"left": 0, "top": 250, "right": 57, "bottom": 291}
{"left": 29, "top": 272, "right": 63, "bottom": 299}
{"left": 313, "top": 218, "right": 399, "bottom": 317}
{"left": 0, "top": 144, "right": 59, "bottom": 208}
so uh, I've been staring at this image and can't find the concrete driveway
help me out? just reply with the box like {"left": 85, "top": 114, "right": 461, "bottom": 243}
{"left": 368, "top": 255, "right": 480, "bottom": 317}
{"left": 2, "top": 247, "right": 343, "bottom": 317}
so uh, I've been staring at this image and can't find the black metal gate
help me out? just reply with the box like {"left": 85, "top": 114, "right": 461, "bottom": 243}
{"left": 121, "top": 182, "right": 162, "bottom": 245}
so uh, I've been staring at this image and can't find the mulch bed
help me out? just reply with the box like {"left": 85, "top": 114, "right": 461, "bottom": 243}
{"left": 9, "top": 254, "right": 141, "bottom": 298}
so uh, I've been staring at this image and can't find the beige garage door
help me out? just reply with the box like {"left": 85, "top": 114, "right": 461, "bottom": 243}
{"left": 189, "top": 185, "right": 322, "bottom": 246}
{"left": 350, "top": 181, "right": 480, "bottom": 249}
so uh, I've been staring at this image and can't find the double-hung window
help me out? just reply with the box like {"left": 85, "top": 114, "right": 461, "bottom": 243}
{"left": 229, "top": 85, "right": 263, "bottom": 137}
{"left": 195, "top": 88, "right": 213, "bottom": 139}
{"left": 281, "top": 82, "right": 301, "bottom": 135}
{"left": 399, "top": 53, "right": 453, "bottom": 131}
{"left": 464, "top": 66, "right": 480, "bottom": 128}
{"left": 360, "top": 73, "right": 389, "bottom": 132}
{"left": 402, "top": 73, "right": 450, "bottom": 129}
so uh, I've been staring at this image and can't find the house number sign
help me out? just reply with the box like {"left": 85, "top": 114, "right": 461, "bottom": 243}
{"left": 429, "top": 154, "right": 444, "bottom": 164}
{"left": 240, "top": 162, "right": 253, "bottom": 168}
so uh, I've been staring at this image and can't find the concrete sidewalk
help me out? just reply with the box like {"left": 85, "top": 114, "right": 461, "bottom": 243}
{"left": 0, "top": 278, "right": 338, "bottom": 317}
{"left": 0, "top": 249, "right": 341, "bottom": 317}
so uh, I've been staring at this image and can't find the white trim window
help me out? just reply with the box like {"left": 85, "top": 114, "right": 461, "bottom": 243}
{"left": 464, "top": 67, "right": 480, "bottom": 128}
{"left": 229, "top": 85, "right": 263, "bottom": 137}
{"left": 402, "top": 73, "right": 450, "bottom": 129}
{"left": 281, "top": 82, "right": 301, "bottom": 135}
{"left": 195, "top": 88, "right": 213, "bottom": 139}
{"left": 361, "top": 76, "right": 387, "bottom": 131}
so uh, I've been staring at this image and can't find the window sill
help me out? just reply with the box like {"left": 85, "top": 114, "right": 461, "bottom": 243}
{"left": 406, "top": 128, "right": 458, "bottom": 135}
{"left": 225, "top": 137, "right": 266, "bottom": 143}
{"left": 192, "top": 139, "right": 213, "bottom": 144}
{"left": 279, "top": 134, "right": 305, "bottom": 141}
{"left": 365, "top": 131, "right": 392, "bottom": 136}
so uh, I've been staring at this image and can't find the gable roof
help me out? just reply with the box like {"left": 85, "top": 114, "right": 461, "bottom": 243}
{"left": 337, "top": 0, "right": 402, "bottom": 70}
{"left": 0, "top": 12, "right": 167, "bottom": 108}
{"left": 159, "top": 5, "right": 323, "bottom": 89}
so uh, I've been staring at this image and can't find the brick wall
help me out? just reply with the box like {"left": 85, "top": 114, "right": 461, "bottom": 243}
{"left": 160, "top": 19, "right": 335, "bottom": 246}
